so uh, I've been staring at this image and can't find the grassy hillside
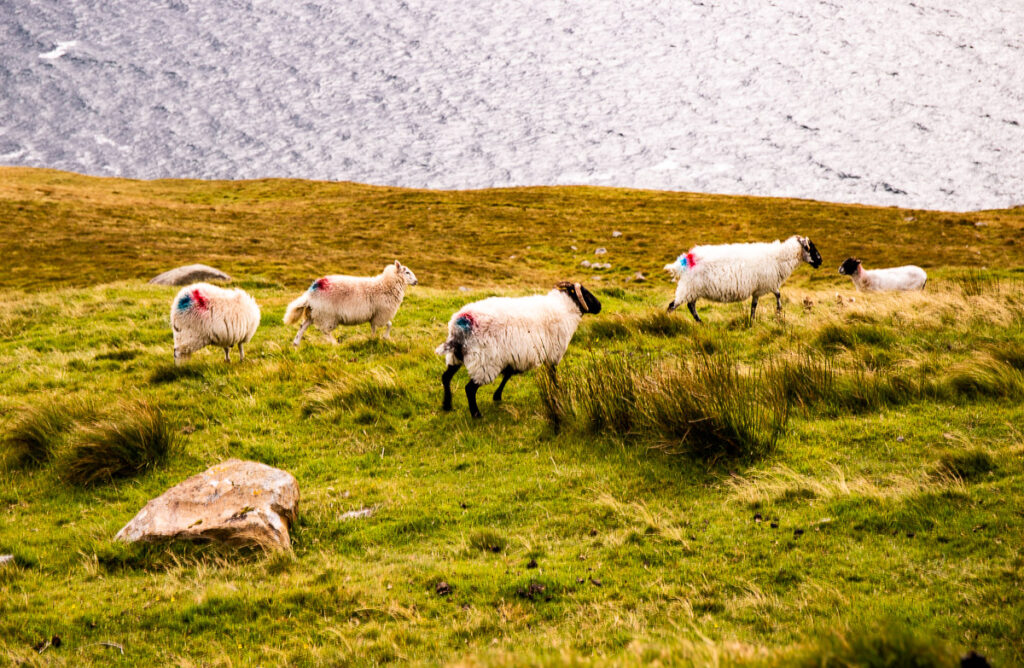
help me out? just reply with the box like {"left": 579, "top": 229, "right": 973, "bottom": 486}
{"left": 1, "top": 168, "right": 1023, "bottom": 666}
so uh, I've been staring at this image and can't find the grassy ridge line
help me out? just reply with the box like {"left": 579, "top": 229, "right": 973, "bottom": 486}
{"left": 1, "top": 167, "right": 1023, "bottom": 292}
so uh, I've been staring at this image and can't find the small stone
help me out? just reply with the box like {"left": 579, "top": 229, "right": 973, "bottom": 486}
{"left": 436, "top": 581, "right": 452, "bottom": 596}
{"left": 770, "top": 521, "right": 779, "bottom": 529}
{"left": 509, "top": 255, "right": 517, "bottom": 260}
{"left": 974, "top": 221, "right": 987, "bottom": 228}
{"left": 611, "top": 230, "right": 622, "bottom": 238}
{"left": 526, "top": 558, "right": 538, "bottom": 569}
{"left": 632, "top": 272, "right": 646, "bottom": 282}
{"left": 595, "top": 247, "right": 607, "bottom": 256}
{"left": 753, "top": 513, "right": 762, "bottom": 523}
{"left": 896, "top": 436, "right": 905, "bottom": 442}
{"left": 580, "top": 260, "right": 592, "bottom": 268}
{"left": 340, "top": 507, "right": 374, "bottom": 521}
{"left": 458, "top": 286, "right": 469, "bottom": 292}
{"left": 570, "top": 245, "right": 578, "bottom": 251}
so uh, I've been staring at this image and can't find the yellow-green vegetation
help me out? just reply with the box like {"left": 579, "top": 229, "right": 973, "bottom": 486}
{"left": 1, "top": 167, "right": 1023, "bottom": 666}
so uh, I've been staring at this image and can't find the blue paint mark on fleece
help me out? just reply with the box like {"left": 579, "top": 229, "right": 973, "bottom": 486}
{"left": 455, "top": 313, "right": 475, "bottom": 332}
{"left": 176, "top": 293, "right": 193, "bottom": 311}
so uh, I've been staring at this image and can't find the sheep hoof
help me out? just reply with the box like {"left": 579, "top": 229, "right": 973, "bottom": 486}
{"left": 470, "top": 410, "right": 483, "bottom": 419}
{"left": 441, "top": 402, "right": 453, "bottom": 412}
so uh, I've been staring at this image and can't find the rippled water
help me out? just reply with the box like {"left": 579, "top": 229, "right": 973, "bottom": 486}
{"left": 2, "top": 0, "right": 1022, "bottom": 210}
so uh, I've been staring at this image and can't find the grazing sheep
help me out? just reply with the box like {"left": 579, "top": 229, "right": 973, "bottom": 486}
{"left": 666, "top": 235, "right": 823, "bottom": 322}
{"left": 436, "top": 282, "right": 602, "bottom": 418}
{"left": 170, "top": 283, "right": 260, "bottom": 365}
{"left": 284, "top": 261, "right": 418, "bottom": 347}
{"left": 838, "top": 258, "right": 927, "bottom": 291}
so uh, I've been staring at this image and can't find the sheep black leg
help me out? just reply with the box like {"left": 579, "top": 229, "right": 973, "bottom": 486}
{"left": 493, "top": 368, "right": 514, "bottom": 402}
{"left": 750, "top": 295, "right": 759, "bottom": 321}
{"left": 774, "top": 291, "right": 782, "bottom": 313}
{"left": 687, "top": 301, "right": 702, "bottom": 323}
{"left": 441, "top": 364, "right": 460, "bottom": 411}
{"left": 466, "top": 381, "right": 482, "bottom": 419}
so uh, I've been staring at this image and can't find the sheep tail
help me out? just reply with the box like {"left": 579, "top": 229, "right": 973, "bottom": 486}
{"left": 283, "top": 293, "right": 310, "bottom": 325}
{"left": 434, "top": 312, "right": 474, "bottom": 360}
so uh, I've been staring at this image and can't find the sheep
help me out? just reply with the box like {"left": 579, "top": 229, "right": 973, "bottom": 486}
{"left": 665, "top": 235, "right": 823, "bottom": 322}
{"left": 284, "top": 261, "right": 418, "bottom": 347}
{"left": 435, "top": 282, "right": 602, "bottom": 418}
{"left": 170, "top": 283, "right": 260, "bottom": 365}
{"left": 838, "top": 258, "right": 927, "bottom": 291}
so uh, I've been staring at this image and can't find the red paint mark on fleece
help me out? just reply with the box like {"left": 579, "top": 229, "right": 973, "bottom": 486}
{"left": 191, "top": 289, "right": 209, "bottom": 311}
{"left": 314, "top": 277, "right": 330, "bottom": 291}
{"left": 686, "top": 252, "right": 697, "bottom": 268}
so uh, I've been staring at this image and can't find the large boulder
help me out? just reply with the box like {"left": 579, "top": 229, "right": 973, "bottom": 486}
{"left": 115, "top": 459, "right": 299, "bottom": 550}
{"left": 149, "top": 264, "right": 231, "bottom": 286}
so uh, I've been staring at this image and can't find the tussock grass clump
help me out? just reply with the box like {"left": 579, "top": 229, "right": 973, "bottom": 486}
{"left": 94, "top": 349, "right": 141, "bottom": 362}
{"left": 62, "top": 400, "right": 177, "bottom": 486}
{"left": 149, "top": 364, "right": 205, "bottom": 384}
{"left": 581, "top": 317, "right": 631, "bottom": 341}
{"left": 941, "top": 356, "right": 1024, "bottom": 401}
{"left": 991, "top": 340, "right": 1024, "bottom": 370}
{"left": 767, "top": 353, "right": 915, "bottom": 415}
{"left": 636, "top": 310, "right": 690, "bottom": 338}
{"left": 814, "top": 322, "right": 895, "bottom": 351}
{"left": 539, "top": 353, "right": 787, "bottom": 459}
{"left": 2, "top": 401, "right": 85, "bottom": 468}
{"left": 468, "top": 529, "right": 507, "bottom": 554}
{"left": 302, "top": 368, "right": 408, "bottom": 417}
{"left": 781, "top": 621, "right": 955, "bottom": 668}
{"left": 953, "top": 269, "right": 1001, "bottom": 297}
{"left": 936, "top": 449, "right": 995, "bottom": 482}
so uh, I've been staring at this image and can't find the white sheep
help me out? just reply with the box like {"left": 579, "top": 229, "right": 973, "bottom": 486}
{"left": 284, "top": 260, "right": 418, "bottom": 347}
{"left": 170, "top": 283, "right": 260, "bottom": 365}
{"left": 838, "top": 258, "right": 927, "bottom": 291}
{"left": 435, "top": 282, "right": 602, "bottom": 418}
{"left": 665, "top": 235, "right": 823, "bottom": 322}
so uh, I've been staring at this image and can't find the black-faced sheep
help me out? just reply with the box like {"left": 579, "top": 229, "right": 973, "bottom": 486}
{"left": 665, "top": 235, "right": 823, "bottom": 322}
{"left": 436, "top": 282, "right": 601, "bottom": 418}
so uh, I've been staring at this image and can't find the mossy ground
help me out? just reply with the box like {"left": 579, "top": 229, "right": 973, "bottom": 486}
{"left": 1, "top": 168, "right": 1023, "bottom": 666}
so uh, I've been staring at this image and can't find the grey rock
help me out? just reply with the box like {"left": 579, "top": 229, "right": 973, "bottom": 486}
{"left": 115, "top": 459, "right": 299, "bottom": 550}
{"left": 149, "top": 264, "right": 231, "bottom": 286}
{"left": 612, "top": 230, "right": 622, "bottom": 238}
{"left": 580, "top": 260, "right": 592, "bottom": 268}
{"left": 594, "top": 247, "right": 607, "bottom": 256}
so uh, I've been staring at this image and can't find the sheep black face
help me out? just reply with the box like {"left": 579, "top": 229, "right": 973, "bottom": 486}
{"left": 798, "top": 237, "right": 823, "bottom": 268}
{"left": 838, "top": 257, "right": 862, "bottom": 275}
{"left": 557, "top": 282, "right": 602, "bottom": 315}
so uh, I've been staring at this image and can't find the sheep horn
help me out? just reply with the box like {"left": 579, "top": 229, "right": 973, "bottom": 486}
{"left": 573, "top": 283, "right": 588, "bottom": 312}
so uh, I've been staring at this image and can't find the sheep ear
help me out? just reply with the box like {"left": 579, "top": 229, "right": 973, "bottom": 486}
{"left": 394, "top": 260, "right": 401, "bottom": 268}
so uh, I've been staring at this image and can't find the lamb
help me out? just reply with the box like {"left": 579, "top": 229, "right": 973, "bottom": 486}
{"left": 838, "top": 258, "right": 927, "bottom": 291}
{"left": 283, "top": 261, "right": 418, "bottom": 347}
{"left": 170, "top": 283, "right": 260, "bottom": 365}
{"left": 435, "top": 282, "right": 602, "bottom": 418}
{"left": 665, "top": 235, "right": 823, "bottom": 322}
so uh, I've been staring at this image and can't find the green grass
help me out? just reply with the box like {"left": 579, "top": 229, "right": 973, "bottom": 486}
{"left": 0, "top": 168, "right": 1022, "bottom": 666}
